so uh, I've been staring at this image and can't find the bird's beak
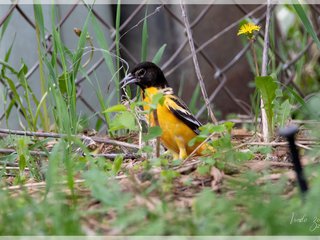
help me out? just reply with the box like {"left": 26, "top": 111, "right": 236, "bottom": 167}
{"left": 120, "top": 73, "right": 138, "bottom": 88}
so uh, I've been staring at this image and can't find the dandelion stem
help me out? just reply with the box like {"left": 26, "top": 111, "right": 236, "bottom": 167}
{"left": 250, "top": 39, "right": 260, "bottom": 76}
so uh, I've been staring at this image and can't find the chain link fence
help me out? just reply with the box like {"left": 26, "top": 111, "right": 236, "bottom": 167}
{"left": 0, "top": 3, "right": 319, "bottom": 130}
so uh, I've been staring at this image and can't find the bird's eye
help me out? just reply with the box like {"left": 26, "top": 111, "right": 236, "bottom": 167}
{"left": 136, "top": 68, "right": 146, "bottom": 78}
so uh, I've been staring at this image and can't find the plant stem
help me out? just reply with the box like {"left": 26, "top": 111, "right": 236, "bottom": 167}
{"left": 260, "top": 0, "right": 273, "bottom": 142}
{"left": 34, "top": 5, "right": 49, "bottom": 131}
{"left": 250, "top": 38, "right": 269, "bottom": 142}
{"left": 250, "top": 40, "right": 260, "bottom": 77}
{"left": 180, "top": 1, "right": 218, "bottom": 124}
{"left": 115, "top": 0, "right": 121, "bottom": 101}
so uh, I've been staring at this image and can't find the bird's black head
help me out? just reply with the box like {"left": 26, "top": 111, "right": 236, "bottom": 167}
{"left": 121, "top": 62, "right": 169, "bottom": 90}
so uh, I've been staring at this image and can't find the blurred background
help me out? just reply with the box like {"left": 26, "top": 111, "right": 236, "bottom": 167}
{"left": 0, "top": 3, "right": 319, "bottom": 130}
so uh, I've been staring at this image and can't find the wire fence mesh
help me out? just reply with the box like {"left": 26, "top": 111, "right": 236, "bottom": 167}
{"left": 0, "top": 3, "right": 319, "bottom": 130}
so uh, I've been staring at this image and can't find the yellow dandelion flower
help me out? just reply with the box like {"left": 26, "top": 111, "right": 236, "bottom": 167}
{"left": 237, "top": 22, "right": 261, "bottom": 38}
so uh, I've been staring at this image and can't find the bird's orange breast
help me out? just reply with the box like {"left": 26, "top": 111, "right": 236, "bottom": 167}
{"left": 142, "top": 87, "right": 207, "bottom": 158}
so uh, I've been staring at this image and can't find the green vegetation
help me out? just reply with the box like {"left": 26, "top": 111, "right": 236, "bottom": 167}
{"left": 0, "top": 3, "right": 319, "bottom": 235}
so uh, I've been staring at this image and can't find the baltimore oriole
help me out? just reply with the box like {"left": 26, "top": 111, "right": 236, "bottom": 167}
{"left": 121, "top": 61, "right": 210, "bottom": 159}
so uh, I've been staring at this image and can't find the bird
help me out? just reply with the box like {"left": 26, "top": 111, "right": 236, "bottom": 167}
{"left": 121, "top": 61, "right": 212, "bottom": 159}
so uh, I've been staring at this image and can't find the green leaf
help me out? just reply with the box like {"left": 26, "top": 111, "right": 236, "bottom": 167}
{"left": 91, "top": 15, "right": 115, "bottom": 77}
{"left": 189, "top": 83, "right": 200, "bottom": 113}
{"left": 150, "top": 93, "right": 164, "bottom": 109}
{"left": 118, "top": 112, "right": 136, "bottom": 130}
{"left": 188, "top": 135, "right": 205, "bottom": 147}
{"left": 110, "top": 111, "right": 137, "bottom": 131}
{"left": 235, "top": 150, "right": 254, "bottom": 161}
{"left": 197, "top": 165, "right": 211, "bottom": 175}
{"left": 57, "top": 71, "right": 70, "bottom": 95}
{"left": 277, "top": 99, "right": 292, "bottom": 128}
{"left": 1, "top": 34, "right": 15, "bottom": 76}
{"left": 16, "top": 138, "right": 31, "bottom": 172}
{"left": 152, "top": 44, "right": 167, "bottom": 65}
{"left": 0, "top": 13, "right": 12, "bottom": 41}
{"left": 255, "top": 76, "right": 278, "bottom": 132}
{"left": 285, "top": 85, "right": 306, "bottom": 107}
{"left": 224, "top": 121, "right": 235, "bottom": 133}
{"left": 251, "top": 145, "right": 272, "bottom": 154}
{"left": 112, "top": 155, "right": 123, "bottom": 175}
{"left": 46, "top": 140, "right": 65, "bottom": 191}
{"left": 115, "top": 0, "right": 121, "bottom": 99}
{"left": 33, "top": 4, "right": 46, "bottom": 40}
{"left": 34, "top": 92, "right": 48, "bottom": 128}
{"left": 141, "top": 7, "right": 148, "bottom": 61}
{"left": 4, "top": 75, "right": 29, "bottom": 123}
{"left": 199, "top": 123, "right": 225, "bottom": 134}
{"left": 292, "top": 3, "right": 320, "bottom": 50}
{"left": 84, "top": 168, "right": 131, "bottom": 209}
{"left": 104, "top": 104, "right": 127, "bottom": 113}
{"left": 140, "top": 145, "right": 153, "bottom": 153}
{"left": 143, "top": 126, "right": 163, "bottom": 142}
{"left": 161, "top": 169, "right": 180, "bottom": 181}
{"left": 72, "top": 12, "right": 92, "bottom": 81}
{"left": 0, "top": 60, "right": 18, "bottom": 75}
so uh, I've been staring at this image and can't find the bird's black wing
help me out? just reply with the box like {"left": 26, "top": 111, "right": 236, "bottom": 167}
{"left": 165, "top": 95, "right": 202, "bottom": 135}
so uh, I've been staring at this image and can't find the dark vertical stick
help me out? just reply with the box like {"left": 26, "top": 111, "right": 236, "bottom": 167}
{"left": 279, "top": 125, "right": 308, "bottom": 195}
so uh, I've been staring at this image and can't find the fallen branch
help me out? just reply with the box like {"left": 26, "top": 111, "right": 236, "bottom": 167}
{"left": 245, "top": 141, "right": 317, "bottom": 146}
{"left": 3, "top": 174, "right": 127, "bottom": 191}
{"left": 0, "top": 148, "right": 140, "bottom": 160}
{"left": 0, "top": 128, "right": 139, "bottom": 150}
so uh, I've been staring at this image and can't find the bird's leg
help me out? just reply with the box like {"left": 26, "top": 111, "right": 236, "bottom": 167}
{"left": 172, "top": 151, "right": 180, "bottom": 160}
{"left": 174, "top": 136, "right": 188, "bottom": 159}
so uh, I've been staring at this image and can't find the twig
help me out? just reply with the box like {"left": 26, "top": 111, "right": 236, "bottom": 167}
{"left": 244, "top": 141, "right": 317, "bottom": 146}
{"left": 175, "top": 159, "right": 200, "bottom": 173}
{"left": 296, "top": 143, "right": 311, "bottom": 150}
{"left": 0, "top": 128, "right": 139, "bottom": 150}
{"left": 182, "top": 131, "right": 218, "bottom": 163}
{"left": 3, "top": 175, "right": 128, "bottom": 191}
{"left": 165, "top": 4, "right": 266, "bottom": 77}
{"left": 0, "top": 148, "right": 140, "bottom": 160}
{"left": 3, "top": 179, "right": 85, "bottom": 191}
{"left": 260, "top": 0, "right": 273, "bottom": 142}
{"left": 0, "top": 148, "right": 48, "bottom": 157}
{"left": 218, "top": 118, "right": 320, "bottom": 125}
{"left": 0, "top": 166, "right": 28, "bottom": 170}
{"left": 180, "top": 1, "right": 218, "bottom": 124}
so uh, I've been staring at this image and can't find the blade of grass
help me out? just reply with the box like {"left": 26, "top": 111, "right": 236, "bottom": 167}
{"left": 152, "top": 44, "right": 167, "bottom": 65}
{"left": 115, "top": 0, "right": 121, "bottom": 101}
{"left": 33, "top": 4, "right": 50, "bottom": 131}
{"left": 17, "top": 63, "right": 36, "bottom": 130}
{"left": 293, "top": 2, "right": 320, "bottom": 50}
{"left": 78, "top": 67, "right": 113, "bottom": 131}
{"left": 91, "top": 15, "right": 115, "bottom": 77}
{"left": 189, "top": 83, "right": 200, "bottom": 114}
{"left": 0, "top": 12, "right": 12, "bottom": 41}
{"left": 1, "top": 34, "right": 15, "bottom": 76}
{"left": 33, "top": 92, "right": 48, "bottom": 129}
{"left": 69, "top": 10, "right": 92, "bottom": 132}
{"left": 141, "top": 7, "right": 148, "bottom": 61}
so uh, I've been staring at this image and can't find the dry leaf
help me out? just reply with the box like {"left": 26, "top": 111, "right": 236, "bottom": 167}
{"left": 210, "top": 166, "right": 224, "bottom": 191}
{"left": 257, "top": 170, "right": 296, "bottom": 185}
